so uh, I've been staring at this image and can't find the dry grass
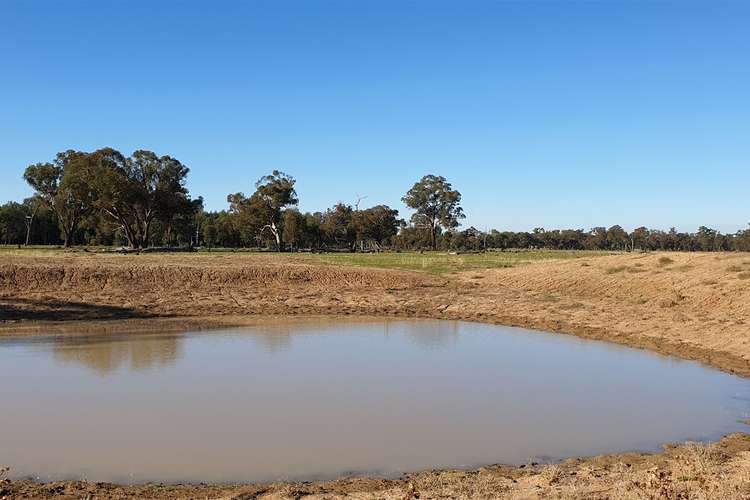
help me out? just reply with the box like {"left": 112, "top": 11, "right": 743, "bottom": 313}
{"left": 606, "top": 265, "right": 628, "bottom": 274}
{"left": 657, "top": 256, "right": 674, "bottom": 266}
{"left": 670, "top": 264, "right": 694, "bottom": 272}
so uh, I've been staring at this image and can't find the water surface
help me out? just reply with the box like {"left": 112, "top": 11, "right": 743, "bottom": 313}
{"left": 1, "top": 318, "right": 749, "bottom": 483}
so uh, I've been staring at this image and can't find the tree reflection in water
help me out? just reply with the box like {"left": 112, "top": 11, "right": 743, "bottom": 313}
{"left": 52, "top": 333, "right": 183, "bottom": 375}
{"left": 46, "top": 318, "right": 461, "bottom": 373}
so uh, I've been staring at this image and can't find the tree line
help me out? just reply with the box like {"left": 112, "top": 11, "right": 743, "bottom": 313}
{"left": 2, "top": 147, "right": 749, "bottom": 252}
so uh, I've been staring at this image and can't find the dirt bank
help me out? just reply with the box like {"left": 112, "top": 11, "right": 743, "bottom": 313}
{"left": 2, "top": 251, "right": 750, "bottom": 499}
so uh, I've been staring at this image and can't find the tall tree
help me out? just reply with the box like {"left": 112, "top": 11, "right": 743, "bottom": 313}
{"left": 352, "top": 205, "right": 401, "bottom": 249}
{"left": 697, "top": 226, "right": 719, "bottom": 251}
{"left": 68, "top": 148, "right": 143, "bottom": 248}
{"left": 401, "top": 175, "right": 464, "bottom": 250}
{"left": 321, "top": 203, "right": 355, "bottom": 250}
{"left": 69, "top": 148, "right": 194, "bottom": 248}
{"left": 606, "top": 225, "right": 629, "bottom": 250}
{"left": 23, "top": 150, "right": 91, "bottom": 247}
{"left": 229, "top": 171, "right": 298, "bottom": 250}
{"left": 630, "top": 226, "right": 650, "bottom": 251}
{"left": 0, "top": 202, "right": 27, "bottom": 245}
{"left": 128, "top": 150, "right": 190, "bottom": 247}
{"left": 736, "top": 224, "right": 750, "bottom": 252}
{"left": 281, "top": 208, "right": 306, "bottom": 250}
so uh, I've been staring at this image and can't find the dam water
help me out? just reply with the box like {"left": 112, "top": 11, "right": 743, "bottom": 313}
{"left": 1, "top": 318, "right": 749, "bottom": 483}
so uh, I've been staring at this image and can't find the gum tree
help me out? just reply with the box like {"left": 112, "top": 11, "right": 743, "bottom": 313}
{"left": 402, "top": 175, "right": 464, "bottom": 250}
{"left": 228, "top": 171, "right": 298, "bottom": 250}
{"left": 129, "top": 150, "right": 191, "bottom": 247}
{"left": 23, "top": 150, "right": 91, "bottom": 247}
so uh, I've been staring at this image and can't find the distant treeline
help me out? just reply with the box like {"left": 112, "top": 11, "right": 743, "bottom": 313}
{"left": 2, "top": 147, "right": 749, "bottom": 252}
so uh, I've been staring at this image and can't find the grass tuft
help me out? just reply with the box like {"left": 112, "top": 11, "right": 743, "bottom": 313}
{"left": 657, "top": 256, "right": 674, "bottom": 266}
{"left": 606, "top": 265, "right": 628, "bottom": 274}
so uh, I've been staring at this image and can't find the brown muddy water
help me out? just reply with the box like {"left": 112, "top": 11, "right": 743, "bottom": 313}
{"left": 1, "top": 318, "right": 749, "bottom": 484}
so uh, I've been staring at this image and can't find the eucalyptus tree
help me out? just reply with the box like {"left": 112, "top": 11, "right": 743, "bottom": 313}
{"left": 253, "top": 170, "right": 298, "bottom": 249}
{"left": 229, "top": 171, "right": 298, "bottom": 250}
{"left": 0, "top": 202, "right": 27, "bottom": 244}
{"left": 281, "top": 208, "right": 306, "bottom": 250}
{"left": 129, "top": 150, "right": 191, "bottom": 247}
{"left": 67, "top": 148, "right": 193, "bottom": 248}
{"left": 321, "top": 203, "right": 356, "bottom": 250}
{"left": 23, "top": 150, "right": 91, "bottom": 247}
{"left": 606, "top": 225, "right": 629, "bottom": 251}
{"left": 402, "top": 175, "right": 464, "bottom": 250}
{"left": 736, "top": 225, "right": 750, "bottom": 252}
{"left": 351, "top": 205, "right": 401, "bottom": 249}
{"left": 66, "top": 148, "right": 142, "bottom": 247}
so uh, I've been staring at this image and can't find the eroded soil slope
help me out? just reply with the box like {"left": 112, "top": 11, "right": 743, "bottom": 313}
{"left": 0, "top": 253, "right": 442, "bottom": 321}
{"left": 450, "top": 252, "right": 750, "bottom": 376}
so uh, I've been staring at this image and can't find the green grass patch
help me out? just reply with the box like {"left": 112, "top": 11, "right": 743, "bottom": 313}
{"left": 0, "top": 245, "right": 69, "bottom": 256}
{"left": 289, "top": 250, "right": 610, "bottom": 274}
{"left": 0, "top": 246, "right": 611, "bottom": 275}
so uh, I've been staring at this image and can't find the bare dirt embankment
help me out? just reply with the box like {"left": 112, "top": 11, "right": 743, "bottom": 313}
{"left": 2, "top": 251, "right": 750, "bottom": 499}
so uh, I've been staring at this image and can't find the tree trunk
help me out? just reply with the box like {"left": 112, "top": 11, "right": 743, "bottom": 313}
{"left": 121, "top": 222, "right": 138, "bottom": 249}
{"left": 106, "top": 209, "right": 140, "bottom": 249}
{"left": 62, "top": 218, "right": 76, "bottom": 247}
{"left": 142, "top": 219, "right": 151, "bottom": 248}
{"left": 272, "top": 222, "right": 281, "bottom": 251}
{"left": 55, "top": 209, "right": 73, "bottom": 247}
{"left": 24, "top": 217, "right": 33, "bottom": 246}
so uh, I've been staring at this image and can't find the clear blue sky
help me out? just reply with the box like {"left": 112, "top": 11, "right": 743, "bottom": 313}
{"left": 1, "top": 1, "right": 748, "bottom": 233}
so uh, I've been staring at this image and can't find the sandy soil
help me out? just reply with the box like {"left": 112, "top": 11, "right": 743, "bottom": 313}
{"left": 2, "top": 251, "right": 750, "bottom": 499}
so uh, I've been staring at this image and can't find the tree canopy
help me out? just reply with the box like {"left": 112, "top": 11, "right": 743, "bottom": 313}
{"left": 24, "top": 148, "right": 195, "bottom": 248}
{"left": 23, "top": 150, "right": 91, "bottom": 247}
{"left": 227, "top": 170, "right": 298, "bottom": 250}
{"left": 402, "top": 175, "right": 465, "bottom": 249}
{"left": 12, "top": 151, "right": 750, "bottom": 253}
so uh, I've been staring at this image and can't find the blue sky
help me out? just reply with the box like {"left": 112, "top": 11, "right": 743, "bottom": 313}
{"left": 1, "top": 1, "right": 748, "bottom": 232}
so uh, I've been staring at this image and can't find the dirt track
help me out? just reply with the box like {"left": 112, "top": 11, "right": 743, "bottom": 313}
{"left": 2, "top": 251, "right": 750, "bottom": 499}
